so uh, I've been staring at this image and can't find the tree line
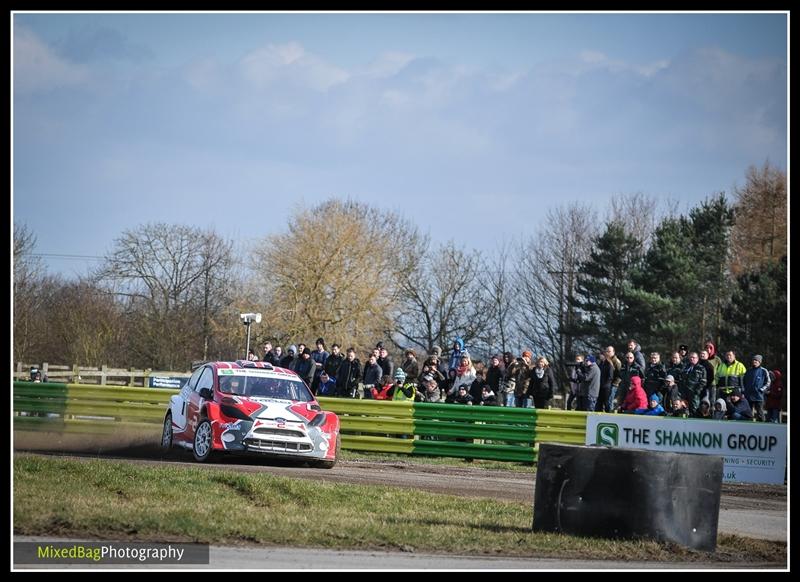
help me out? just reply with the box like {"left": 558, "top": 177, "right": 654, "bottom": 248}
{"left": 13, "top": 162, "right": 786, "bottom": 388}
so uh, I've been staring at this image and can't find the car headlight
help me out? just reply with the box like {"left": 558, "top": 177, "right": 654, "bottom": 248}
{"left": 308, "top": 412, "right": 326, "bottom": 427}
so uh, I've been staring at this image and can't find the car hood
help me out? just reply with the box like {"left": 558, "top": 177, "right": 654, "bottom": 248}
{"left": 241, "top": 397, "right": 319, "bottom": 423}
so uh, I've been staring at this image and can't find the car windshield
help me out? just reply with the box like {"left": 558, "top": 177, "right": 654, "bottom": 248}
{"left": 218, "top": 375, "right": 313, "bottom": 402}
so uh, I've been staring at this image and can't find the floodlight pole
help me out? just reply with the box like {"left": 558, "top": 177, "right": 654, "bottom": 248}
{"left": 240, "top": 313, "right": 262, "bottom": 360}
{"left": 245, "top": 321, "right": 253, "bottom": 359}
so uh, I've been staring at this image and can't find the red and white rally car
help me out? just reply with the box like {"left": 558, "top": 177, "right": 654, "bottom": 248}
{"left": 160, "top": 361, "right": 340, "bottom": 468}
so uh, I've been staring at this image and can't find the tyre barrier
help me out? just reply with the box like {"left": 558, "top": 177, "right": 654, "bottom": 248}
{"left": 532, "top": 443, "right": 722, "bottom": 551}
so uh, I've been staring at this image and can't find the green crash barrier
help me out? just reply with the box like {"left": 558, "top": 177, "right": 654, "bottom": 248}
{"left": 340, "top": 434, "right": 415, "bottom": 454}
{"left": 14, "top": 381, "right": 177, "bottom": 427}
{"left": 13, "top": 383, "right": 589, "bottom": 464}
{"left": 414, "top": 439, "right": 537, "bottom": 463}
{"left": 318, "top": 397, "right": 589, "bottom": 463}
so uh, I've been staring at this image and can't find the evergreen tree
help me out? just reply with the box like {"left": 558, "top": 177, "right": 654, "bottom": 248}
{"left": 686, "top": 194, "right": 736, "bottom": 348}
{"left": 568, "top": 221, "right": 643, "bottom": 350}
{"left": 722, "top": 256, "right": 787, "bottom": 372}
{"left": 632, "top": 215, "right": 699, "bottom": 353}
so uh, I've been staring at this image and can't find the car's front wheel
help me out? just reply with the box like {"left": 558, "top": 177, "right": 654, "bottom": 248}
{"left": 161, "top": 413, "right": 173, "bottom": 451}
{"left": 192, "top": 419, "right": 214, "bottom": 462}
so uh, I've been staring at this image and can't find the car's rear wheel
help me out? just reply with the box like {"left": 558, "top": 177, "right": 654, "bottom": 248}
{"left": 192, "top": 419, "right": 213, "bottom": 462}
{"left": 161, "top": 413, "right": 173, "bottom": 451}
{"left": 315, "top": 434, "right": 340, "bottom": 469}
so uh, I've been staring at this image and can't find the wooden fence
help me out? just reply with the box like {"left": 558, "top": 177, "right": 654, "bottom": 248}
{"left": 13, "top": 362, "right": 191, "bottom": 387}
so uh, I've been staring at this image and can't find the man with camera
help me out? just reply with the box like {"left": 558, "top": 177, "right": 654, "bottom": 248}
{"left": 566, "top": 354, "right": 584, "bottom": 410}
{"left": 577, "top": 355, "right": 600, "bottom": 412}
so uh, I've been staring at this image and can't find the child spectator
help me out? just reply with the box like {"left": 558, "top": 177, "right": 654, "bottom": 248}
{"left": 453, "top": 385, "right": 474, "bottom": 405}
{"left": 479, "top": 385, "right": 498, "bottom": 406}
{"left": 635, "top": 392, "right": 665, "bottom": 416}
{"left": 448, "top": 337, "right": 466, "bottom": 372}
{"left": 712, "top": 398, "right": 727, "bottom": 420}
{"left": 696, "top": 397, "right": 712, "bottom": 419}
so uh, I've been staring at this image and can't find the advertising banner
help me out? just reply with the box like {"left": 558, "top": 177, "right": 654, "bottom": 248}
{"left": 148, "top": 376, "right": 189, "bottom": 389}
{"left": 585, "top": 414, "right": 786, "bottom": 484}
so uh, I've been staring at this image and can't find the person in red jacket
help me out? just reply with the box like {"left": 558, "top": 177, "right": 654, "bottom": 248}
{"left": 765, "top": 369, "right": 784, "bottom": 423}
{"left": 370, "top": 375, "right": 395, "bottom": 400}
{"left": 619, "top": 375, "right": 647, "bottom": 413}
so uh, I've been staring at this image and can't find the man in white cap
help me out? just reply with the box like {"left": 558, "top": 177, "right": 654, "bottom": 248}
{"left": 663, "top": 374, "right": 678, "bottom": 412}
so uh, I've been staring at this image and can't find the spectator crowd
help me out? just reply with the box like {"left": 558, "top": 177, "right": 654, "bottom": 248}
{"left": 256, "top": 336, "right": 784, "bottom": 422}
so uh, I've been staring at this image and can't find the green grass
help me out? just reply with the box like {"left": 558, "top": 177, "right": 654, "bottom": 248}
{"left": 13, "top": 454, "right": 785, "bottom": 564}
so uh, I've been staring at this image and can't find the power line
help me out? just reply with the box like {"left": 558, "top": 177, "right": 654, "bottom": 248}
{"left": 27, "top": 253, "right": 105, "bottom": 261}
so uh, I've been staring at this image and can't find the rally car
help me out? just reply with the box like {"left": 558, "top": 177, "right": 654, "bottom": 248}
{"left": 160, "top": 360, "right": 340, "bottom": 468}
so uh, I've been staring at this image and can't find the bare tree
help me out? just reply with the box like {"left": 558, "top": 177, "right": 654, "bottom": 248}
{"left": 395, "top": 241, "right": 492, "bottom": 357}
{"left": 607, "top": 191, "right": 662, "bottom": 249}
{"left": 192, "top": 231, "right": 237, "bottom": 360}
{"left": 96, "top": 223, "right": 236, "bottom": 370}
{"left": 13, "top": 223, "right": 48, "bottom": 363}
{"left": 44, "top": 277, "right": 127, "bottom": 366}
{"left": 477, "top": 239, "right": 517, "bottom": 356}
{"left": 513, "top": 203, "right": 598, "bottom": 394}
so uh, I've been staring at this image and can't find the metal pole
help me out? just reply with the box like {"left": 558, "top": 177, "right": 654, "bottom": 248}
{"left": 245, "top": 322, "right": 252, "bottom": 359}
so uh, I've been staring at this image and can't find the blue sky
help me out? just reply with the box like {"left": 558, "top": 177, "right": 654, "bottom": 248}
{"left": 13, "top": 12, "right": 788, "bottom": 277}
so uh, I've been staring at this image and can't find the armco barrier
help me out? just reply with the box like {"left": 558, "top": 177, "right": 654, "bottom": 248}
{"left": 13, "top": 382, "right": 589, "bottom": 463}
{"left": 13, "top": 381, "right": 174, "bottom": 434}
{"left": 317, "top": 397, "right": 589, "bottom": 462}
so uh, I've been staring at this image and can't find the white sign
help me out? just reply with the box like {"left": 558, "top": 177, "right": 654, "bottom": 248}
{"left": 585, "top": 414, "right": 786, "bottom": 484}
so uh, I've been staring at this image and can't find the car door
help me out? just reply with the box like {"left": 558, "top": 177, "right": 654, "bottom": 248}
{"left": 172, "top": 366, "right": 204, "bottom": 440}
{"left": 186, "top": 366, "right": 215, "bottom": 440}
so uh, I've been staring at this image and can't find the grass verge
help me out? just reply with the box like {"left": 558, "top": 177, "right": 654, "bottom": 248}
{"left": 13, "top": 454, "right": 785, "bottom": 565}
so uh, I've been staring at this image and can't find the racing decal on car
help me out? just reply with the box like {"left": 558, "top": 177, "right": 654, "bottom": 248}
{"left": 218, "top": 418, "right": 253, "bottom": 450}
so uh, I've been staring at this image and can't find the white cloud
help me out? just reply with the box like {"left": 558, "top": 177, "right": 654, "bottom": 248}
{"left": 183, "top": 57, "right": 224, "bottom": 93}
{"left": 578, "top": 49, "right": 670, "bottom": 78}
{"left": 579, "top": 50, "right": 607, "bottom": 64}
{"left": 359, "top": 51, "right": 415, "bottom": 78}
{"left": 13, "top": 25, "right": 91, "bottom": 93}
{"left": 636, "top": 59, "right": 670, "bottom": 77}
{"left": 239, "top": 41, "right": 349, "bottom": 91}
{"left": 486, "top": 71, "right": 524, "bottom": 92}
{"left": 381, "top": 89, "right": 409, "bottom": 107}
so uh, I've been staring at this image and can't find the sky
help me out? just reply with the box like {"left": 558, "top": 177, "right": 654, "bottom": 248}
{"left": 12, "top": 11, "right": 788, "bottom": 278}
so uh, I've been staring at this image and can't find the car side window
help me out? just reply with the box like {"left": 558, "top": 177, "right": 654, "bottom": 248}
{"left": 186, "top": 367, "right": 204, "bottom": 391}
{"left": 196, "top": 367, "right": 214, "bottom": 392}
